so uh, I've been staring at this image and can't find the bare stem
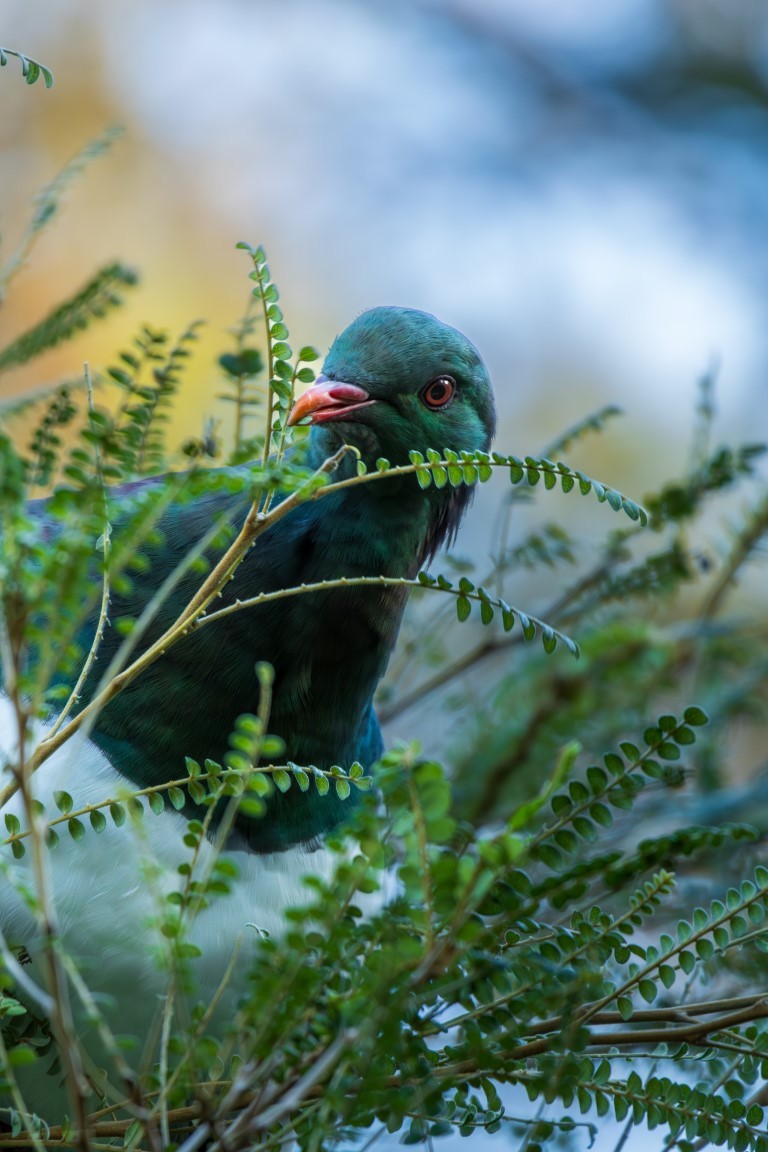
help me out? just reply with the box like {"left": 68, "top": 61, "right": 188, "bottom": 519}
{"left": 18, "top": 447, "right": 350, "bottom": 781}
{"left": 47, "top": 365, "right": 110, "bottom": 739}
{"left": 5, "top": 689, "right": 92, "bottom": 1148}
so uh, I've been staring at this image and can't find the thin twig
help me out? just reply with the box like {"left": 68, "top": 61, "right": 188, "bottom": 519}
{"left": 699, "top": 491, "right": 768, "bottom": 621}
{"left": 5, "top": 689, "right": 92, "bottom": 1148}
{"left": 47, "top": 365, "right": 110, "bottom": 739}
{"left": 208, "top": 1030, "right": 356, "bottom": 1152}
{"left": 15, "top": 446, "right": 351, "bottom": 786}
{"left": 0, "top": 1029, "right": 48, "bottom": 1152}
{"left": 61, "top": 954, "right": 161, "bottom": 1152}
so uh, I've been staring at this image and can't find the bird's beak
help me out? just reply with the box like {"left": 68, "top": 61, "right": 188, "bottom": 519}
{"left": 287, "top": 375, "right": 374, "bottom": 426}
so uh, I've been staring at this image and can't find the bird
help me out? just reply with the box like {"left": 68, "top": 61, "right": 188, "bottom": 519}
{"left": 0, "top": 305, "right": 495, "bottom": 1116}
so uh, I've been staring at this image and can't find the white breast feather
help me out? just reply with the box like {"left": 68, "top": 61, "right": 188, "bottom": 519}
{"left": 0, "top": 697, "right": 383, "bottom": 1117}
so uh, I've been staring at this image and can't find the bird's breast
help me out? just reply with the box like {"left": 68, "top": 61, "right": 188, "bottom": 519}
{"left": 0, "top": 695, "right": 384, "bottom": 1114}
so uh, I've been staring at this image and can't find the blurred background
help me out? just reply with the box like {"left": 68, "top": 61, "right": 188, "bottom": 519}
{"left": 3, "top": 4, "right": 768, "bottom": 1147}
{"left": 2, "top": 0, "right": 767, "bottom": 449}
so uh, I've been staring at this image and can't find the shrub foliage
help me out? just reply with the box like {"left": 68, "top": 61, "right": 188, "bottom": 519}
{"left": 1, "top": 91, "right": 768, "bottom": 1152}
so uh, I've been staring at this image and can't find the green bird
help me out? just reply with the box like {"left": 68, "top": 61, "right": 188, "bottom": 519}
{"left": 0, "top": 306, "right": 495, "bottom": 1111}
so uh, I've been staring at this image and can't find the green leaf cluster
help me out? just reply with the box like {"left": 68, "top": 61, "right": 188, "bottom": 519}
{"left": 2, "top": 198, "right": 768, "bottom": 1151}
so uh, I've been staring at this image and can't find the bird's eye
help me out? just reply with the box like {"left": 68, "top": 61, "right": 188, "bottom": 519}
{"left": 421, "top": 375, "right": 456, "bottom": 410}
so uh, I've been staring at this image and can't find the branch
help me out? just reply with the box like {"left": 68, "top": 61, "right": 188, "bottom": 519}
{"left": 21, "top": 446, "right": 351, "bottom": 778}
{"left": 0, "top": 47, "right": 53, "bottom": 89}
{"left": 195, "top": 572, "right": 578, "bottom": 656}
{"left": 1, "top": 760, "right": 368, "bottom": 850}
{"left": 47, "top": 366, "right": 110, "bottom": 739}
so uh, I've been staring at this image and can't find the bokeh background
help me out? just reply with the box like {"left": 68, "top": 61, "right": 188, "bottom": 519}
{"left": 3, "top": 3, "right": 768, "bottom": 1148}
{"left": 3, "top": 0, "right": 767, "bottom": 452}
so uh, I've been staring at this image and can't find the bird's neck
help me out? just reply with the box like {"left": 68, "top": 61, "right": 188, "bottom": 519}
{"left": 308, "top": 435, "right": 472, "bottom": 570}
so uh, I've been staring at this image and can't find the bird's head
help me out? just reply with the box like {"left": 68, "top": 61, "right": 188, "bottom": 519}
{"left": 287, "top": 307, "right": 496, "bottom": 466}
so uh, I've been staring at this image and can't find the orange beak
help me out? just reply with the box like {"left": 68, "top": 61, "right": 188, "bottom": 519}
{"left": 287, "top": 375, "right": 374, "bottom": 426}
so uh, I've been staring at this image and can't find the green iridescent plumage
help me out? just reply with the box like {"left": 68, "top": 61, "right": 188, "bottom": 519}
{"left": 50, "top": 307, "right": 496, "bottom": 850}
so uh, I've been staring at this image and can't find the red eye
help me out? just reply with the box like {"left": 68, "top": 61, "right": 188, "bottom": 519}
{"left": 421, "top": 375, "right": 456, "bottom": 410}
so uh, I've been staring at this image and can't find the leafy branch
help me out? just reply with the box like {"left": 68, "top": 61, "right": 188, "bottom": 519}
{"left": 1, "top": 759, "right": 371, "bottom": 856}
{"left": 0, "top": 263, "right": 139, "bottom": 374}
{"left": 348, "top": 447, "right": 648, "bottom": 526}
{"left": 197, "top": 571, "right": 580, "bottom": 656}
{"left": 4, "top": 233, "right": 768, "bottom": 1151}
{"left": 7, "top": 440, "right": 631, "bottom": 792}
{"left": 0, "top": 48, "right": 53, "bottom": 88}
{"left": 0, "top": 129, "right": 121, "bottom": 301}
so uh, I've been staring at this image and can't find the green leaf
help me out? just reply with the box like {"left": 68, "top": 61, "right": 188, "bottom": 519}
{"left": 188, "top": 779, "right": 206, "bottom": 805}
{"left": 617, "top": 996, "right": 633, "bottom": 1020}
{"left": 335, "top": 778, "right": 351, "bottom": 801}
{"left": 587, "top": 765, "right": 608, "bottom": 793}
{"left": 659, "top": 964, "right": 676, "bottom": 988}
{"left": 619, "top": 741, "right": 639, "bottom": 760}
{"left": 110, "top": 803, "right": 126, "bottom": 827}
{"left": 695, "top": 938, "right": 714, "bottom": 961}
{"left": 518, "top": 612, "right": 536, "bottom": 642}
{"left": 53, "top": 790, "right": 73, "bottom": 814}
{"left": 248, "top": 773, "right": 271, "bottom": 798}
{"left": 89, "top": 810, "right": 107, "bottom": 834}
{"left": 456, "top": 595, "right": 471, "bottom": 622}
{"left": 67, "top": 817, "right": 85, "bottom": 842}
{"left": 679, "top": 949, "right": 696, "bottom": 975}
{"left": 315, "top": 772, "right": 329, "bottom": 796}
{"left": 292, "top": 767, "right": 310, "bottom": 791}
{"left": 148, "top": 792, "right": 165, "bottom": 815}
{"left": 541, "top": 627, "right": 557, "bottom": 654}
{"left": 168, "top": 787, "right": 186, "bottom": 810}
{"left": 273, "top": 769, "right": 291, "bottom": 792}
{"left": 590, "top": 802, "right": 612, "bottom": 827}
